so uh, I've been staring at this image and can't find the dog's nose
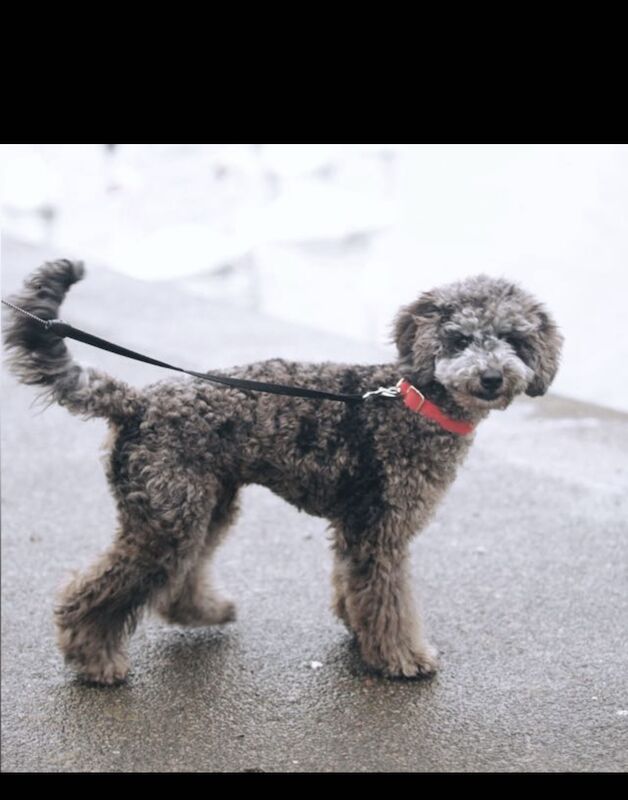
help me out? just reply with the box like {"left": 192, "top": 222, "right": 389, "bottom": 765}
{"left": 480, "top": 369, "right": 503, "bottom": 391}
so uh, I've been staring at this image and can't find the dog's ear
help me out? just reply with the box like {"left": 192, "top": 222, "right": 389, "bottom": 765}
{"left": 525, "top": 308, "right": 564, "bottom": 397}
{"left": 393, "top": 292, "right": 443, "bottom": 383}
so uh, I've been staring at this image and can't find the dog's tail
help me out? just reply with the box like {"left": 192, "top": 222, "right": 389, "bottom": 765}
{"left": 3, "top": 259, "right": 143, "bottom": 421}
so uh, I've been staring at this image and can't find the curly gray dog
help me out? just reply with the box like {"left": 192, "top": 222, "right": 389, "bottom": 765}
{"left": 4, "top": 259, "right": 562, "bottom": 684}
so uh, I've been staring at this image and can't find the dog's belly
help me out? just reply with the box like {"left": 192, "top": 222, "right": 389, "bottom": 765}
{"left": 246, "top": 460, "right": 338, "bottom": 519}
{"left": 242, "top": 447, "right": 396, "bottom": 533}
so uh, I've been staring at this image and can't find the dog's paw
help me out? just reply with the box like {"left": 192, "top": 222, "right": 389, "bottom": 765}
{"left": 158, "top": 594, "right": 236, "bottom": 627}
{"left": 77, "top": 653, "right": 130, "bottom": 686}
{"left": 385, "top": 642, "right": 439, "bottom": 679}
{"left": 57, "top": 620, "right": 130, "bottom": 685}
{"left": 191, "top": 595, "right": 237, "bottom": 626}
{"left": 206, "top": 598, "right": 236, "bottom": 625}
{"left": 364, "top": 641, "right": 439, "bottom": 680}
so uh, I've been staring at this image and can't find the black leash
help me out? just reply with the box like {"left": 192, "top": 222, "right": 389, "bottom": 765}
{"left": 2, "top": 299, "right": 400, "bottom": 403}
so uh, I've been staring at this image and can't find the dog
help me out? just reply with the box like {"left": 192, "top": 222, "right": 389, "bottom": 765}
{"left": 3, "top": 260, "right": 563, "bottom": 684}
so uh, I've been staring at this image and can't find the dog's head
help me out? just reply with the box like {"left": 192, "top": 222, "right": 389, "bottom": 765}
{"left": 393, "top": 275, "right": 563, "bottom": 412}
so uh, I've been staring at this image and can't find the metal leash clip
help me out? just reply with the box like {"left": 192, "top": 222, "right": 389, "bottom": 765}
{"left": 2, "top": 299, "right": 60, "bottom": 331}
{"left": 362, "top": 383, "right": 401, "bottom": 400}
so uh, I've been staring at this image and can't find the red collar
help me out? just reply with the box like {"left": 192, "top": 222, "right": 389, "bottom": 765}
{"left": 398, "top": 380, "right": 475, "bottom": 436}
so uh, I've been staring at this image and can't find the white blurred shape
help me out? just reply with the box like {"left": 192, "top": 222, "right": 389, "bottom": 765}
{"left": 260, "top": 144, "right": 346, "bottom": 178}
{"left": 212, "top": 144, "right": 262, "bottom": 174}
{"left": 108, "top": 224, "right": 253, "bottom": 281}
{"left": 355, "top": 144, "right": 404, "bottom": 155}
{"left": 243, "top": 180, "right": 393, "bottom": 243}
{"left": 0, "top": 145, "right": 60, "bottom": 209}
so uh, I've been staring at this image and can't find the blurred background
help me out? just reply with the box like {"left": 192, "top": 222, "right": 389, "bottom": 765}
{"left": 1, "top": 143, "right": 627, "bottom": 411}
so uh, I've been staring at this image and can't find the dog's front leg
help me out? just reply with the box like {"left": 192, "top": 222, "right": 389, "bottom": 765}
{"left": 333, "top": 533, "right": 438, "bottom": 679}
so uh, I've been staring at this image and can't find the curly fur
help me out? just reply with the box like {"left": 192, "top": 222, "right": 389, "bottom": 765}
{"left": 3, "top": 261, "right": 563, "bottom": 684}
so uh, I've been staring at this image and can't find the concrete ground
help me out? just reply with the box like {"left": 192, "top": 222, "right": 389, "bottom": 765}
{"left": 2, "top": 238, "right": 627, "bottom": 772}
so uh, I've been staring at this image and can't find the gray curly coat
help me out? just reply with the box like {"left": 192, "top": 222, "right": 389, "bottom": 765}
{"left": 3, "top": 260, "right": 563, "bottom": 684}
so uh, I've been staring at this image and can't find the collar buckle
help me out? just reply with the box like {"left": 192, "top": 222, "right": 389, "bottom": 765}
{"left": 362, "top": 383, "right": 401, "bottom": 400}
{"left": 397, "top": 379, "right": 426, "bottom": 411}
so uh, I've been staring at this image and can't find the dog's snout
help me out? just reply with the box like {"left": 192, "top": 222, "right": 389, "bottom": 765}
{"left": 480, "top": 369, "right": 503, "bottom": 391}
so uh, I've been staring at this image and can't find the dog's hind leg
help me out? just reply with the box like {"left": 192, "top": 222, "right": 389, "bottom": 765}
{"left": 55, "top": 536, "right": 170, "bottom": 685}
{"left": 55, "top": 477, "right": 218, "bottom": 685}
{"left": 154, "top": 484, "right": 240, "bottom": 627}
{"left": 333, "top": 522, "right": 438, "bottom": 679}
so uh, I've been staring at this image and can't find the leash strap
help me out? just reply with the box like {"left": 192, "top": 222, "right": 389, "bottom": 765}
{"left": 3, "top": 300, "right": 476, "bottom": 433}
{"left": 2, "top": 300, "right": 372, "bottom": 403}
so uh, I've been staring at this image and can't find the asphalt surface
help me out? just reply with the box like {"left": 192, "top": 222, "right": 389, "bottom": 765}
{"left": 2, "top": 238, "right": 627, "bottom": 772}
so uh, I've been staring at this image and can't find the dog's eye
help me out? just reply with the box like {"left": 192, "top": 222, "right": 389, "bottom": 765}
{"left": 501, "top": 333, "right": 525, "bottom": 357}
{"left": 450, "top": 333, "right": 472, "bottom": 352}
